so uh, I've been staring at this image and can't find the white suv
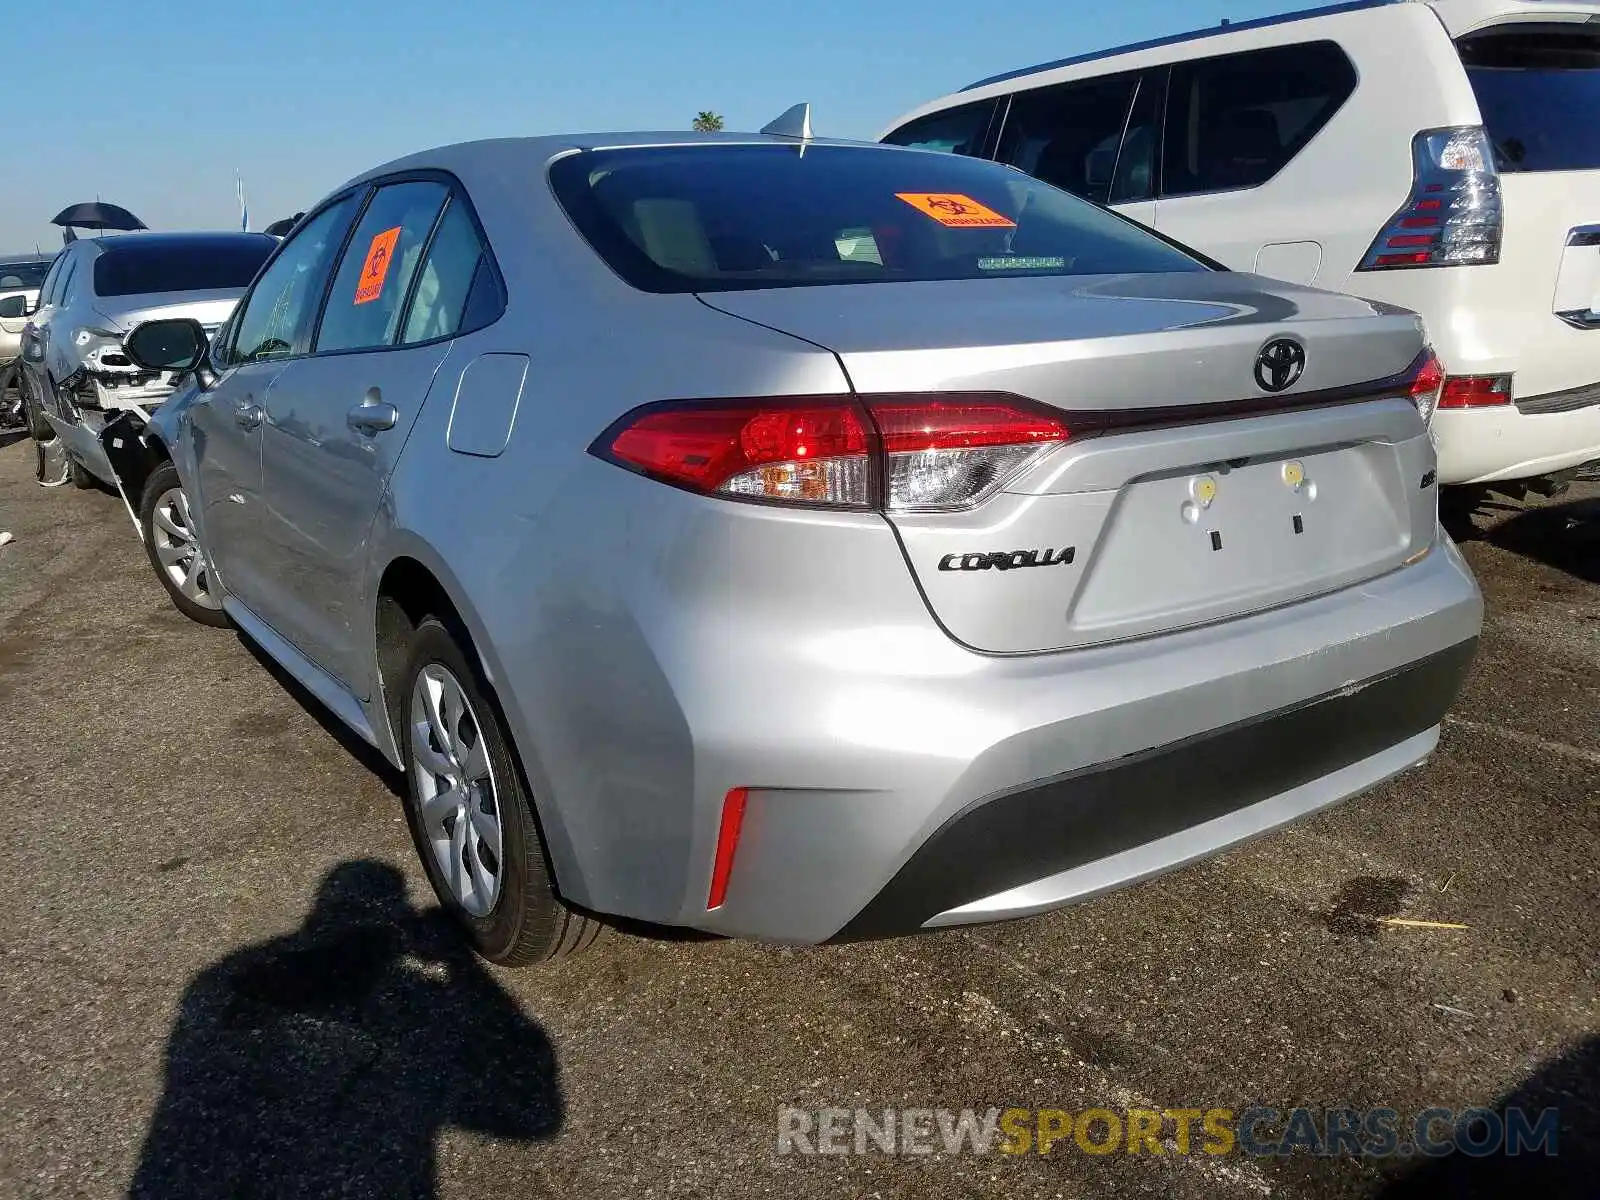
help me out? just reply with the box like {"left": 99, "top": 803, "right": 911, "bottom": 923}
{"left": 882, "top": 0, "right": 1600, "bottom": 499}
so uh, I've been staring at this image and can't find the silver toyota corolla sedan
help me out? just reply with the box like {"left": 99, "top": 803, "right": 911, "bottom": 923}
{"left": 115, "top": 125, "right": 1483, "bottom": 965}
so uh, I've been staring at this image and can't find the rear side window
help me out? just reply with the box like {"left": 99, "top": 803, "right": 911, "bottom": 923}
{"left": 36, "top": 255, "right": 65, "bottom": 305}
{"left": 91, "top": 239, "right": 275, "bottom": 297}
{"left": 1459, "top": 27, "right": 1600, "bottom": 173}
{"left": 549, "top": 144, "right": 1207, "bottom": 294}
{"left": 315, "top": 180, "right": 449, "bottom": 354}
{"left": 881, "top": 99, "right": 999, "bottom": 156}
{"left": 997, "top": 74, "right": 1139, "bottom": 204}
{"left": 400, "top": 197, "right": 503, "bottom": 344}
{"left": 1163, "top": 41, "right": 1357, "bottom": 196}
{"left": 58, "top": 255, "right": 83, "bottom": 305}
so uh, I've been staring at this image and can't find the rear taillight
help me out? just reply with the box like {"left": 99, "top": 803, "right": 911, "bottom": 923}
{"left": 1408, "top": 349, "right": 1445, "bottom": 424}
{"left": 869, "top": 397, "right": 1067, "bottom": 510}
{"left": 605, "top": 400, "right": 873, "bottom": 506}
{"left": 593, "top": 393, "right": 1069, "bottom": 512}
{"left": 1358, "top": 128, "right": 1502, "bottom": 271}
{"left": 1438, "top": 374, "right": 1513, "bottom": 410}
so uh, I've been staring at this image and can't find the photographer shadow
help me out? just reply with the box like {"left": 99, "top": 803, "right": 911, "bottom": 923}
{"left": 1376, "top": 1035, "right": 1599, "bottom": 1198}
{"left": 129, "top": 860, "right": 562, "bottom": 1199}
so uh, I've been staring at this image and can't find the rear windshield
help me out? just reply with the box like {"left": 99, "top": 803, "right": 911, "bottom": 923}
{"left": 0, "top": 260, "right": 50, "bottom": 290}
{"left": 1460, "top": 28, "right": 1600, "bottom": 173}
{"left": 549, "top": 144, "right": 1208, "bottom": 293}
{"left": 92, "top": 238, "right": 275, "bottom": 297}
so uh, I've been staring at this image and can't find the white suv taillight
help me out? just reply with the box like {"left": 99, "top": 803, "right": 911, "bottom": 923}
{"left": 593, "top": 394, "right": 1069, "bottom": 512}
{"left": 1358, "top": 128, "right": 1502, "bottom": 271}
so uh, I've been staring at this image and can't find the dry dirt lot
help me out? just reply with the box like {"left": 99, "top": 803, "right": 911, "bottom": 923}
{"left": 1, "top": 433, "right": 1596, "bottom": 1198}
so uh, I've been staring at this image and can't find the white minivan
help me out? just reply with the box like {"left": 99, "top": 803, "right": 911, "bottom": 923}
{"left": 882, "top": 0, "right": 1600, "bottom": 502}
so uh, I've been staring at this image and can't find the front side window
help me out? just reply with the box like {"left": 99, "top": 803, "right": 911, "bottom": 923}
{"left": 226, "top": 196, "right": 360, "bottom": 365}
{"left": 997, "top": 74, "right": 1139, "bottom": 204}
{"left": 880, "top": 99, "right": 1000, "bottom": 157}
{"left": 315, "top": 180, "right": 449, "bottom": 354}
{"left": 1163, "top": 41, "right": 1357, "bottom": 197}
{"left": 1460, "top": 27, "right": 1600, "bottom": 173}
{"left": 550, "top": 144, "right": 1207, "bottom": 294}
{"left": 400, "top": 196, "right": 501, "bottom": 344}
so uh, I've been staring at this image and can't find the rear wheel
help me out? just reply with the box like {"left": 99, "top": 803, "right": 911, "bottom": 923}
{"left": 70, "top": 456, "right": 97, "bottom": 489}
{"left": 139, "top": 461, "right": 229, "bottom": 626}
{"left": 397, "top": 616, "right": 603, "bottom": 965}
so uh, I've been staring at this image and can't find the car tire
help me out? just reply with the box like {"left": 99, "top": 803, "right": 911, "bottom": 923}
{"left": 139, "top": 461, "right": 230, "bottom": 627}
{"left": 397, "top": 615, "right": 605, "bottom": 965}
{"left": 70, "top": 456, "right": 97, "bottom": 489}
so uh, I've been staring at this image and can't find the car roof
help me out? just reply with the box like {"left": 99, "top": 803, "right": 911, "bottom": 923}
{"left": 956, "top": 0, "right": 1600, "bottom": 91}
{"left": 341, "top": 130, "right": 887, "bottom": 190}
{"left": 961, "top": 0, "right": 1402, "bottom": 90}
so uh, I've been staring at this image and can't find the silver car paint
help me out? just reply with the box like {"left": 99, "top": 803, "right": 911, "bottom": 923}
{"left": 157, "top": 134, "right": 1482, "bottom": 943}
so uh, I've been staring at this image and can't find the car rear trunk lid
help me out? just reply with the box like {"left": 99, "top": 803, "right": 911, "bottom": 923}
{"left": 702, "top": 272, "right": 1436, "bottom": 652}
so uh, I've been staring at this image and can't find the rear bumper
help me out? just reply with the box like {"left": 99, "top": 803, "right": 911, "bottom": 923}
{"left": 1433, "top": 396, "right": 1600, "bottom": 485}
{"left": 577, "top": 526, "right": 1483, "bottom": 944}
{"left": 836, "top": 639, "right": 1474, "bottom": 939}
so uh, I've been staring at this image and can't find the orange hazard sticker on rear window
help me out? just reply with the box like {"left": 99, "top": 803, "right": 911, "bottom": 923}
{"left": 353, "top": 226, "right": 402, "bottom": 305}
{"left": 895, "top": 193, "right": 1016, "bottom": 228}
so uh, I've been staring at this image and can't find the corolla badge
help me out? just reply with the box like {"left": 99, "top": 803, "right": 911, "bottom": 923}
{"left": 938, "top": 547, "right": 1075, "bottom": 572}
{"left": 1254, "top": 337, "right": 1306, "bottom": 393}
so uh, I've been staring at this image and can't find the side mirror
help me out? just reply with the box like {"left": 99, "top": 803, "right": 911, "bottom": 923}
{"left": 0, "top": 295, "right": 27, "bottom": 319}
{"left": 124, "top": 318, "right": 207, "bottom": 373}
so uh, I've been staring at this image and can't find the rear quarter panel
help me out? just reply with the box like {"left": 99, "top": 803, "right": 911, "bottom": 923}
{"left": 365, "top": 171, "right": 857, "bottom": 912}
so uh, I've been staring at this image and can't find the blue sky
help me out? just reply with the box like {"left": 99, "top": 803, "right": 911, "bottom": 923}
{"left": 5, "top": 0, "right": 1302, "bottom": 252}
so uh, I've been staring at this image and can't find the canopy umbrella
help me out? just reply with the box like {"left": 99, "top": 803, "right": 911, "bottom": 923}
{"left": 49, "top": 202, "right": 147, "bottom": 232}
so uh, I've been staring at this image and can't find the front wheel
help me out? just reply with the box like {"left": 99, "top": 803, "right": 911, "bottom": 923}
{"left": 139, "top": 461, "right": 229, "bottom": 627}
{"left": 397, "top": 616, "right": 604, "bottom": 965}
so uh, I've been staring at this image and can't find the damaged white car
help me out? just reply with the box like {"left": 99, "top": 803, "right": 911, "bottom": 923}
{"left": 20, "top": 232, "right": 275, "bottom": 487}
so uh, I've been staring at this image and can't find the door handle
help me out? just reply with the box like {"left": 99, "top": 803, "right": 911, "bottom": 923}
{"left": 235, "top": 399, "right": 264, "bottom": 430}
{"left": 348, "top": 388, "right": 398, "bottom": 434}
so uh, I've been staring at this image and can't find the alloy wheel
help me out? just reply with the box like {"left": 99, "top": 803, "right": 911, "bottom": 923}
{"left": 410, "top": 663, "right": 504, "bottom": 916}
{"left": 150, "top": 487, "right": 221, "bottom": 610}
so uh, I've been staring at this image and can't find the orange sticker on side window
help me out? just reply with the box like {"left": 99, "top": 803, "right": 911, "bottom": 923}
{"left": 895, "top": 193, "right": 1016, "bottom": 228}
{"left": 353, "top": 226, "right": 403, "bottom": 305}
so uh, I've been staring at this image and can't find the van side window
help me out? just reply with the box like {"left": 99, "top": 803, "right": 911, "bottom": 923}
{"left": 881, "top": 99, "right": 999, "bottom": 157}
{"left": 1162, "top": 41, "right": 1356, "bottom": 197}
{"left": 1111, "top": 72, "right": 1164, "bottom": 205}
{"left": 996, "top": 75, "right": 1139, "bottom": 205}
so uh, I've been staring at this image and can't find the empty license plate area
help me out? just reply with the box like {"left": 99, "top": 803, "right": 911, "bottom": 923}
{"left": 1067, "top": 443, "right": 1412, "bottom": 640}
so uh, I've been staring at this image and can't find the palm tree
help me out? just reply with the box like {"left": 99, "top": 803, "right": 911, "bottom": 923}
{"left": 692, "top": 111, "right": 725, "bottom": 133}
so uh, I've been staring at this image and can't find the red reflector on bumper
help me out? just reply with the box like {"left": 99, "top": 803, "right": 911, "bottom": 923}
{"left": 707, "top": 787, "right": 749, "bottom": 910}
{"left": 1439, "top": 375, "right": 1514, "bottom": 409}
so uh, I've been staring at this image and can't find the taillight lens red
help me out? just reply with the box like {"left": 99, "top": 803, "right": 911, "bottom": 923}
{"left": 1408, "top": 348, "right": 1445, "bottom": 424}
{"left": 593, "top": 393, "right": 1071, "bottom": 511}
{"left": 1438, "top": 374, "right": 1513, "bottom": 410}
{"left": 606, "top": 400, "right": 873, "bottom": 506}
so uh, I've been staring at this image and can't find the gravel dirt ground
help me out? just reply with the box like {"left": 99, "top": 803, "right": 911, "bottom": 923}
{"left": 1, "top": 432, "right": 1596, "bottom": 1199}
